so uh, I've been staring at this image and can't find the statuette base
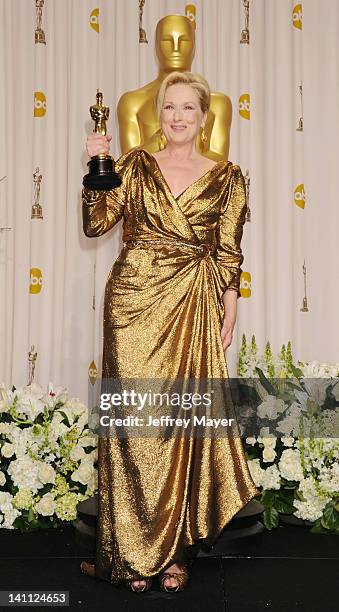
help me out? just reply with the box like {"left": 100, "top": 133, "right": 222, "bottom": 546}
{"left": 83, "top": 154, "right": 122, "bottom": 190}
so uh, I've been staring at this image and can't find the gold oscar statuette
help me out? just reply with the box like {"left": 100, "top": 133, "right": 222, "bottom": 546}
{"left": 296, "top": 84, "right": 303, "bottom": 132}
{"left": 31, "top": 167, "right": 43, "bottom": 219}
{"left": 139, "top": 0, "right": 148, "bottom": 43}
{"left": 244, "top": 170, "right": 251, "bottom": 222}
{"left": 28, "top": 345, "right": 37, "bottom": 385}
{"left": 240, "top": 0, "right": 250, "bottom": 44}
{"left": 300, "top": 259, "right": 309, "bottom": 312}
{"left": 35, "top": 0, "right": 46, "bottom": 45}
{"left": 83, "top": 90, "right": 122, "bottom": 190}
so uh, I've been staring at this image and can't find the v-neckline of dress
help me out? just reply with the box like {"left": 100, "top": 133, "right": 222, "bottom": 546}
{"left": 140, "top": 148, "right": 231, "bottom": 202}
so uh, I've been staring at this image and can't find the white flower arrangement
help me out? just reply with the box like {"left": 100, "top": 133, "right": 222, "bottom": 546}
{"left": 0, "top": 382, "right": 97, "bottom": 530}
{"left": 238, "top": 335, "right": 339, "bottom": 534}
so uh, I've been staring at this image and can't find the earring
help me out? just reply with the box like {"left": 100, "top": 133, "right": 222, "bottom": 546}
{"left": 200, "top": 126, "right": 207, "bottom": 145}
{"left": 158, "top": 127, "right": 167, "bottom": 150}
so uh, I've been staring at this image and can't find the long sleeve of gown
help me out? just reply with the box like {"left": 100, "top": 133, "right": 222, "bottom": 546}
{"left": 82, "top": 149, "right": 135, "bottom": 237}
{"left": 214, "top": 164, "right": 247, "bottom": 298}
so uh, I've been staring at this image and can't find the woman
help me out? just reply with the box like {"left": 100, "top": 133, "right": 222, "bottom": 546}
{"left": 80, "top": 71, "right": 258, "bottom": 592}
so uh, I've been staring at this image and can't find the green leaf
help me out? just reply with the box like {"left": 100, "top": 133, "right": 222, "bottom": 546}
{"left": 27, "top": 508, "right": 36, "bottom": 523}
{"left": 57, "top": 411, "right": 71, "bottom": 427}
{"left": 274, "top": 491, "right": 295, "bottom": 514}
{"left": 263, "top": 506, "right": 279, "bottom": 530}
{"left": 322, "top": 501, "right": 339, "bottom": 531}
{"left": 290, "top": 364, "right": 304, "bottom": 378}
{"left": 254, "top": 367, "right": 277, "bottom": 395}
{"left": 260, "top": 490, "right": 276, "bottom": 506}
{"left": 310, "top": 521, "right": 329, "bottom": 534}
{"left": 280, "top": 478, "right": 299, "bottom": 490}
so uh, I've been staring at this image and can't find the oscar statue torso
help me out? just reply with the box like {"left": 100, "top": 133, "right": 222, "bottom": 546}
{"left": 90, "top": 91, "right": 110, "bottom": 136}
{"left": 117, "top": 15, "right": 232, "bottom": 162}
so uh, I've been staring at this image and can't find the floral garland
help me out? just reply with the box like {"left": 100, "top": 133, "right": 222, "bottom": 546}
{"left": 238, "top": 335, "right": 339, "bottom": 534}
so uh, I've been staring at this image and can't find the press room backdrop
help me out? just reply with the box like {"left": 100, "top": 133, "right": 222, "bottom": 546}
{"left": 0, "top": 0, "right": 338, "bottom": 401}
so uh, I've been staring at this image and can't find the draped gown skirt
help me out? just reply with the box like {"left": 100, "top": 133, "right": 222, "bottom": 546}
{"left": 82, "top": 148, "right": 259, "bottom": 584}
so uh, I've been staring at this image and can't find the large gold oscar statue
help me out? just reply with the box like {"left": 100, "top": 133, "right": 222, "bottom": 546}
{"left": 117, "top": 15, "right": 232, "bottom": 161}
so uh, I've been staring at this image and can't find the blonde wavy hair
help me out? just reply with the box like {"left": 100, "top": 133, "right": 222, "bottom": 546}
{"left": 156, "top": 71, "right": 210, "bottom": 118}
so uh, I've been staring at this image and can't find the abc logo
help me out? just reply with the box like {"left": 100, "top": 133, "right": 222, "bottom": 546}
{"left": 239, "top": 271, "right": 251, "bottom": 298}
{"left": 88, "top": 360, "right": 98, "bottom": 385}
{"left": 294, "top": 183, "right": 305, "bottom": 209}
{"left": 239, "top": 94, "right": 250, "bottom": 120}
{"left": 30, "top": 268, "right": 42, "bottom": 294}
{"left": 185, "top": 4, "right": 196, "bottom": 29}
{"left": 34, "top": 92, "right": 46, "bottom": 117}
{"left": 90, "top": 8, "right": 99, "bottom": 33}
{"left": 292, "top": 4, "right": 302, "bottom": 30}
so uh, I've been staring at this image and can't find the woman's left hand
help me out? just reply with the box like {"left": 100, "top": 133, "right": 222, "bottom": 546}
{"left": 220, "top": 316, "right": 236, "bottom": 350}
{"left": 221, "top": 289, "right": 238, "bottom": 350}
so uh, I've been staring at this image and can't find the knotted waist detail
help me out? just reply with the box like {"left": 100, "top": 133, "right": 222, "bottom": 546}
{"left": 123, "top": 238, "right": 214, "bottom": 257}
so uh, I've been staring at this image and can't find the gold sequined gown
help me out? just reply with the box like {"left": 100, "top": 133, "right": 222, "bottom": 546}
{"left": 82, "top": 148, "right": 258, "bottom": 584}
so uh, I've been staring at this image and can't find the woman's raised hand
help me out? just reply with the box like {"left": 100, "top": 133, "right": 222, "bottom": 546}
{"left": 86, "top": 133, "right": 112, "bottom": 158}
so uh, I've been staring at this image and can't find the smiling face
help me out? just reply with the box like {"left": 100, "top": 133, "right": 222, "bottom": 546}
{"left": 160, "top": 83, "right": 207, "bottom": 147}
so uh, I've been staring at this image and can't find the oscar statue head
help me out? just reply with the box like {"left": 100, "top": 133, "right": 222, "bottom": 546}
{"left": 155, "top": 15, "right": 195, "bottom": 72}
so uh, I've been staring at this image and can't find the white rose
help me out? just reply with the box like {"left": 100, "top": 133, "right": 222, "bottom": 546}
{"left": 278, "top": 448, "right": 304, "bottom": 482}
{"left": 262, "top": 436, "right": 277, "bottom": 449}
{"left": 69, "top": 446, "right": 86, "bottom": 462}
{"left": 0, "top": 492, "right": 13, "bottom": 506}
{"left": 245, "top": 437, "right": 257, "bottom": 446}
{"left": 257, "top": 427, "right": 276, "bottom": 445}
{"left": 0, "top": 471, "right": 6, "bottom": 486}
{"left": 35, "top": 493, "right": 56, "bottom": 516}
{"left": 1, "top": 442, "right": 15, "bottom": 458}
{"left": 0, "top": 506, "right": 21, "bottom": 529}
{"left": 281, "top": 436, "right": 295, "bottom": 447}
{"left": 0, "top": 423, "right": 12, "bottom": 435}
{"left": 38, "top": 462, "right": 56, "bottom": 485}
{"left": 71, "top": 461, "right": 94, "bottom": 486}
{"left": 262, "top": 447, "right": 276, "bottom": 463}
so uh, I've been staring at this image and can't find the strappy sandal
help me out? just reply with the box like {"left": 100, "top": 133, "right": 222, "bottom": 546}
{"left": 80, "top": 561, "right": 152, "bottom": 591}
{"left": 158, "top": 562, "right": 189, "bottom": 592}
{"left": 80, "top": 561, "right": 96, "bottom": 577}
{"left": 125, "top": 577, "right": 153, "bottom": 592}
